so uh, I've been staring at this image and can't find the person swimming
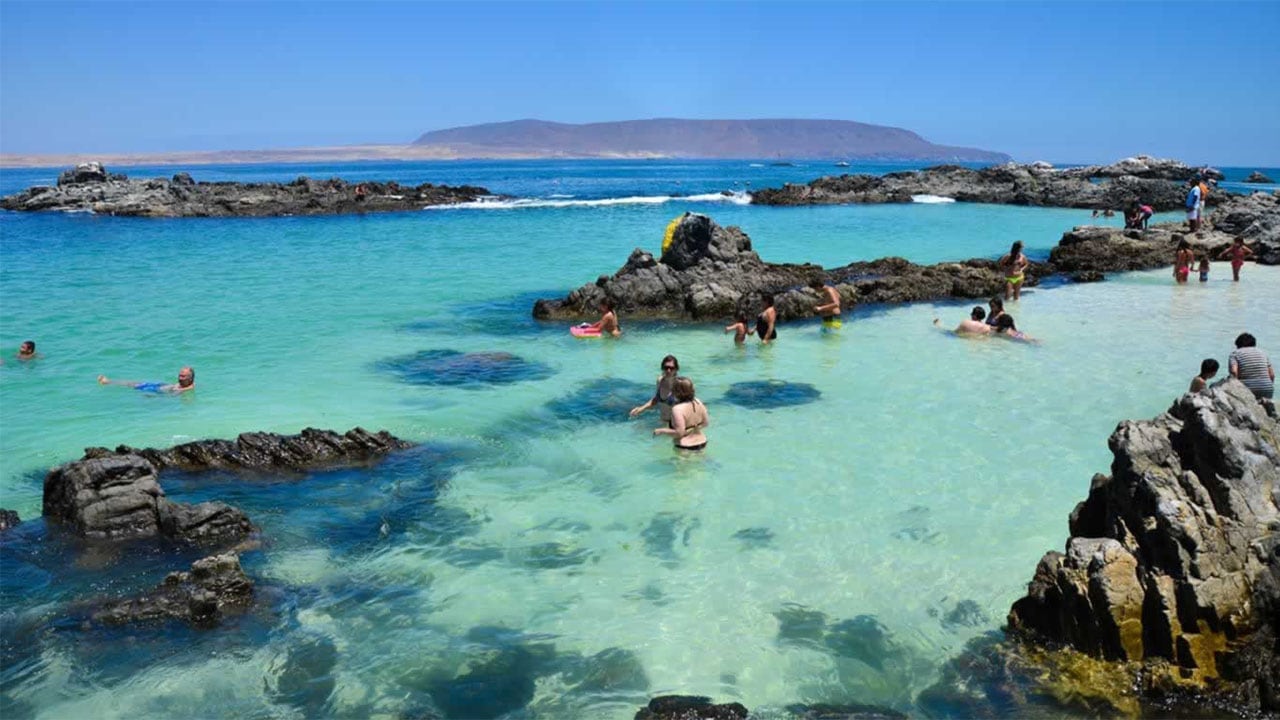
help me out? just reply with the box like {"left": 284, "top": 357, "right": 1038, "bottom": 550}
{"left": 993, "top": 315, "right": 1037, "bottom": 343}
{"left": 652, "top": 376, "right": 709, "bottom": 451}
{"left": 16, "top": 340, "right": 39, "bottom": 361}
{"left": 630, "top": 355, "right": 680, "bottom": 426}
{"left": 724, "top": 314, "right": 753, "bottom": 344}
{"left": 934, "top": 306, "right": 993, "bottom": 335}
{"left": 98, "top": 366, "right": 195, "bottom": 394}
{"left": 756, "top": 294, "right": 778, "bottom": 344}
{"left": 985, "top": 297, "right": 1006, "bottom": 327}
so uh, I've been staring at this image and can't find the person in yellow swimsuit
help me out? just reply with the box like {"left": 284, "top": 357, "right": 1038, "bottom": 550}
{"left": 810, "top": 278, "right": 842, "bottom": 331}
{"left": 998, "top": 241, "right": 1029, "bottom": 301}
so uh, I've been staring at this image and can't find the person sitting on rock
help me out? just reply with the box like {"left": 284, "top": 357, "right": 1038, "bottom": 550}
{"left": 724, "top": 314, "right": 753, "bottom": 344}
{"left": 584, "top": 299, "right": 620, "bottom": 337}
{"left": 1229, "top": 333, "right": 1274, "bottom": 400}
{"left": 16, "top": 340, "right": 40, "bottom": 361}
{"left": 98, "top": 367, "right": 195, "bottom": 394}
{"left": 810, "top": 278, "right": 842, "bottom": 331}
{"left": 1190, "top": 358, "right": 1218, "bottom": 393}
{"left": 756, "top": 294, "right": 778, "bottom": 345}
{"left": 934, "top": 306, "right": 993, "bottom": 336}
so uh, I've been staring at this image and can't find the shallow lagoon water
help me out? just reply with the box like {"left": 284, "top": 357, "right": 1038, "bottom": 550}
{"left": 2, "top": 160, "right": 1278, "bottom": 718}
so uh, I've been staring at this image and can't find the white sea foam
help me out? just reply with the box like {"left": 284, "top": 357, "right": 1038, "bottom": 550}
{"left": 431, "top": 191, "right": 752, "bottom": 210}
{"left": 911, "top": 194, "right": 957, "bottom": 204}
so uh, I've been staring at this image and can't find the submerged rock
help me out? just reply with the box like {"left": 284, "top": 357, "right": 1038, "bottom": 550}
{"left": 84, "top": 426, "right": 412, "bottom": 476}
{"left": 0, "top": 508, "right": 19, "bottom": 532}
{"left": 43, "top": 453, "right": 252, "bottom": 545}
{"left": 721, "top": 380, "right": 821, "bottom": 410}
{"left": 377, "top": 350, "right": 554, "bottom": 388}
{"left": 542, "top": 377, "right": 652, "bottom": 423}
{"left": 267, "top": 631, "right": 339, "bottom": 715}
{"left": 91, "top": 552, "right": 253, "bottom": 627}
{"left": 2, "top": 163, "right": 494, "bottom": 217}
{"left": 1007, "top": 380, "right": 1280, "bottom": 714}
{"left": 784, "top": 702, "right": 907, "bottom": 719}
{"left": 635, "top": 695, "right": 748, "bottom": 719}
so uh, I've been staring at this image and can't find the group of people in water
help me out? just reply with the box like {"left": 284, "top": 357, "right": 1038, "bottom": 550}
{"left": 628, "top": 355, "right": 709, "bottom": 451}
{"left": 1175, "top": 237, "right": 1257, "bottom": 284}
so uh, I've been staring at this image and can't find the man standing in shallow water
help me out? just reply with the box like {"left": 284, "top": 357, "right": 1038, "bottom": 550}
{"left": 98, "top": 367, "right": 196, "bottom": 394}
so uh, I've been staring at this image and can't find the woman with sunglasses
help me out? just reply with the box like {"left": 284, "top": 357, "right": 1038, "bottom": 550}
{"left": 629, "top": 355, "right": 680, "bottom": 426}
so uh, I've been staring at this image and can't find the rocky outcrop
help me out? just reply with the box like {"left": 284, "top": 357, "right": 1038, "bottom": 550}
{"left": 1, "top": 163, "right": 493, "bottom": 217}
{"left": 42, "top": 453, "right": 253, "bottom": 545}
{"left": 1244, "top": 171, "right": 1275, "bottom": 184}
{"left": 1048, "top": 224, "right": 1236, "bottom": 273}
{"left": 751, "top": 157, "right": 1219, "bottom": 211}
{"left": 1209, "top": 191, "right": 1280, "bottom": 265}
{"left": 83, "top": 426, "right": 412, "bottom": 476}
{"left": 0, "top": 508, "right": 19, "bottom": 532}
{"left": 1008, "top": 380, "right": 1280, "bottom": 713}
{"left": 635, "top": 696, "right": 748, "bottom": 719}
{"left": 532, "top": 213, "right": 1035, "bottom": 322}
{"left": 91, "top": 552, "right": 254, "bottom": 627}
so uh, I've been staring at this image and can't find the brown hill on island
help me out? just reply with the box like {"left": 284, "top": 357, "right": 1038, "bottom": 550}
{"left": 412, "top": 118, "right": 1010, "bottom": 162}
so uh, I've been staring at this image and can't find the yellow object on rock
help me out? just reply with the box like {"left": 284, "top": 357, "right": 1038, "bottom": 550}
{"left": 661, "top": 215, "right": 682, "bottom": 254}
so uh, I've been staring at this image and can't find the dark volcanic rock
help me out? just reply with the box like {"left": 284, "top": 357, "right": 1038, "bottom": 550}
{"left": 376, "top": 350, "right": 554, "bottom": 388}
{"left": 751, "top": 157, "right": 1210, "bottom": 211}
{"left": 1008, "top": 380, "right": 1280, "bottom": 713}
{"left": 267, "top": 631, "right": 339, "bottom": 715}
{"left": 1209, "top": 191, "right": 1280, "bottom": 265}
{"left": 43, "top": 453, "right": 252, "bottom": 545}
{"left": 92, "top": 552, "right": 253, "bottom": 627}
{"left": 542, "top": 377, "right": 652, "bottom": 423}
{"left": 1048, "top": 224, "right": 1234, "bottom": 274}
{"left": 0, "top": 508, "right": 19, "bottom": 532}
{"left": 785, "top": 703, "right": 907, "bottom": 719}
{"left": 84, "top": 426, "right": 412, "bottom": 476}
{"left": 532, "top": 213, "right": 1021, "bottom": 322}
{"left": 1244, "top": 171, "right": 1275, "bottom": 184}
{"left": 2, "top": 163, "right": 493, "bottom": 217}
{"left": 635, "top": 695, "right": 748, "bottom": 720}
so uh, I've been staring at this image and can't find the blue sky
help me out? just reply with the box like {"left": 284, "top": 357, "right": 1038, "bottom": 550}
{"left": 1, "top": 1, "right": 1277, "bottom": 164}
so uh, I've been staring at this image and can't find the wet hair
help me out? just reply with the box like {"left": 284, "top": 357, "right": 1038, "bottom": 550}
{"left": 808, "top": 278, "right": 826, "bottom": 290}
{"left": 19, "top": 340, "right": 34, "bottom": 352}
{"left": 761, "top": 294, "right": 775, "bottom": 308}
{"left": 734, "top": 313, "right": 748, "bottom": 325}
{"left": 988, "top": 297, "right": 1004, "bottom": 313}
{"left": 994, "top": 315, "right": 1017, "bottom": 332}
{"left": 1235, "top": 333, "right": 1257, "bottom": 348}
{"left": 672, "top": 376, "right": 695, "bottom": 403}
{"left": 661, "top": 354, "right": 679, "bottom": 371}
{"left": 1177, "top": 239, "right": 1190, "bottom": 250}
{"left": 1009, "top": 240, "right": 1024, "bottom": 257}
{"left": 970, "top": 306, "right": 986, "bottom": 321}
{"left": 1200, "top": 358, "right": 1219, "bottom": 376}
{"left": 599, "top": 298, "right": 614, "bottom": 312}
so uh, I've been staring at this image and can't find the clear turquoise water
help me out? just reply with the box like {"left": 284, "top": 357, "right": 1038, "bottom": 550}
{"left": 2, "top": 160, "right": 1278, "bottom": 718}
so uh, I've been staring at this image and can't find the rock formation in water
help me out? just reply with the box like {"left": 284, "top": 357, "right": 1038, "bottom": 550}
{"left": 1210, "top": 190, "right": 1280, "bottom": 264}
{"left": 1007, "top": 380, "right": 1280, "bottom": 714}
{"left": 1245, "top": 171, "right": 1275, "bottom": 184}
{"left": 83, "top": 426, "right": 413, "bottom": 476}
{"left": 750, "top": 156, "right": 1221, "bottom": 211}
{"left": 0, "top": 508, "right": 20, "bottom": 532}
{"left": 43, "top": 453, "right": 254, "bottom": 545}
{"left": 532, "top": 213, "right": 1034, "bottom": 322}
{"left": 634, "top": 696, "right": 749, "bottom": 719}
{"left": 0, "top": 162, "right": 493, "bottom": 217}
{"left": 91, "top": 552, "right": 254, "bottom": 627}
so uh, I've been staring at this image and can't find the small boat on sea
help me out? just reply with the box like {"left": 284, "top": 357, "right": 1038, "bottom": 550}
{"left": 835, "top": 161, "right": 851, "bottom": 167}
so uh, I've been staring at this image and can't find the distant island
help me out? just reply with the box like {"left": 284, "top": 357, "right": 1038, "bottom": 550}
{"left": 412, "top": 119, "right": 1011, "bottom": 162}
{"left": 0, "top": 118, "right": 1008, "bottom": 168}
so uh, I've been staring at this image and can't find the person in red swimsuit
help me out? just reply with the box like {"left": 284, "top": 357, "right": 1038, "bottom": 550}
{"left": 1217, "top": 238, "right": 1254, "bottom": 282}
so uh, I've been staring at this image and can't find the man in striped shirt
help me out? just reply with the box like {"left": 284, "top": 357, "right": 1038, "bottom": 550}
{"left": 1229, "top": 333, "right": 1275, "bottom": 400}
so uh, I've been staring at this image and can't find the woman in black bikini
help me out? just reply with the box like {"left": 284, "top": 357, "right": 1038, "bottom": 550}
{"left": 654, "top": 376, "right": 709, "bottom": 451}
{"left": 630, "top": 355, "right": 680, "bottom": 426}
{"left": 756, "top": 294, "right": 778, "bottom": 344}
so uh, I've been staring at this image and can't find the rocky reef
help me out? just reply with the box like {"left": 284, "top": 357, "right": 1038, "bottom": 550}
{"left": 0, "top": 508, "right": 19, "bottom": 532}
{"left": 1006, "top": 380, "right": 1279, "bottom": 715}
{"left": 82, "top": 426, "right": 412, "bottom": 476}
{"left": 1245, "top": 171, "right": 1275, "bottom": 184}
{"left": 532, "top": 212, "right": 1035, "bottom": 322}
{"left": 750, "top": 156, "right": 1222, "bottom": 211}
{"left": 91, "top": 552, "right": 254, "bottom": 627}
{"left": 0, "top": 161, "right": 493, "bottom": 217}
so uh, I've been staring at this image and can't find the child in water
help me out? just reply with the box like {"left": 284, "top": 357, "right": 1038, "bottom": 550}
{"left": 1190, "top": 358, "right": 1218, "bottom": 393}
{"left": 724, "top": 314, "right": 752, "bottom": 344}
{"left": 1198, "top": 255, "right": 1211, "bottom": 282}
{"left": 1217, "top": 238, "right": 1254, "bottom": 282}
